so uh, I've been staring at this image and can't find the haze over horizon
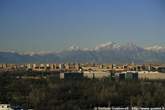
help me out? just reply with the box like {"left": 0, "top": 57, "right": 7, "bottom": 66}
{"left": 0, "top": 0, "right": 165, "bottom": 52}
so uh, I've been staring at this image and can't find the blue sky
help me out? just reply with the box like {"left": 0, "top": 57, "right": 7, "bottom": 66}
{"left": 0, "top": 0, "right": 165, "bottom": 52}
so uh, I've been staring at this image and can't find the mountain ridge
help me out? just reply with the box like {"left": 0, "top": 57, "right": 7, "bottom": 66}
{"left": 0, "top": 42, "right": 165, "bottom": 64}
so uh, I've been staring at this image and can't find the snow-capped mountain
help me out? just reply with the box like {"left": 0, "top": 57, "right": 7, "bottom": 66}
{"left": 0, "top": 42, "right": 165, "bottom": 64}
{"left": 145, "top": 45, "right": 165, "bottom": 52}
{"left": 68, "top": 46, "right": 81, "bottom": 51}
{"left": 94, "top": 42, "right": 121, "bottom": 50}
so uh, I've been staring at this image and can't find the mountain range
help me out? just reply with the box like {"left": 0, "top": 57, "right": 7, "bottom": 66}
{"left": 0, "top": 42, "right": 165, "bottom": 64}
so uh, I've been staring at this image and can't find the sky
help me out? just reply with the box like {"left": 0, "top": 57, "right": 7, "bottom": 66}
{"left": 0, "top": 0, "right": 165, "bottom": 52}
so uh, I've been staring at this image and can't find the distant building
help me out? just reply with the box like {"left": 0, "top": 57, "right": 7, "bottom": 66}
{"left": 0, "top": 104, "right": 13, "bottom": 110}
{"left": 115, "top": 71, "right": 138, "bottom": 80}
{"left": 94, "top": 107, "right": 165, "bottom": 110}
{"left": 139, "top": 71, "right": 165, "bottom": 80}
{"left": 157, "top": 67, "right": 165, "bottom": 73}
{"left": 0, "top": 64, "right": 3, "bottom": 69}
{"left": 32, "top": 64, "right": 47, "bottom": 71}
{"left": 60, "top": 72, "right": 83, "bottom": 79}
{"left": 83, "top": 71, "right": 111, "bottom": 79}
{"left": 125, "top": 72, "right": 138, "bottom": 80}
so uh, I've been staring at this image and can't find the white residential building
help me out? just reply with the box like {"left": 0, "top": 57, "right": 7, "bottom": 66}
{"left": 0, "top": 104, "right": 13, "bottom": 110}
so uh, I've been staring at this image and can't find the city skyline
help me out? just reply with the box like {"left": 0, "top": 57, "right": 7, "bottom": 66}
{"left": 0, "top": 0, "right": 165, "bottom": 52}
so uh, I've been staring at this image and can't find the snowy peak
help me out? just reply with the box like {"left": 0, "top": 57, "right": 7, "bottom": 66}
{"left": 145, "top": 45, "right": 165, "bottom": 52}
{"left": 0, "top": 50, "right": 17, "bottom": 54}
{"left": 68, "top": 46, "right": 80, "bottom": 51}
{"left": 0, "top": 42, "right": 165, "bottom": 63}
{"left": 94, "top": 42, "right": 144, "bottom": 52}
{"left": 19, "top": 51, "right": 56, "bottom": 56}
{"left": 121, "top": 43, "right": 144, "bottom": 51}
{"left": 1, "top": 42, "right": 165, "bottom": 57}
{"left": 94, "top": 42, "right": 121, "bottom": 50}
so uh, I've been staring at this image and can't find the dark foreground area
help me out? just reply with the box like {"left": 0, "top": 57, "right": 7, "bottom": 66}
{"left": 0, "top": 72, "right": 165, "bottom": 110}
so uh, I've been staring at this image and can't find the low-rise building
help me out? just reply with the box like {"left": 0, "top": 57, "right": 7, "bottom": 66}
{"left": 60, "top": 72, "right": 83, "bottom": 79}
{"left": 115, "top": 71, "right": 138, "bottom": 80}
{"left": 139, "top": 71, "right": 165, "bottom": 80}
{"left": 83, "top": 71, "right": 111, "bottom": 79}
{"left": 157, "top": 66, "right": 165, "bottom": 73}
{"left": 0, "top": 104, "right": 13, "bottom": 110}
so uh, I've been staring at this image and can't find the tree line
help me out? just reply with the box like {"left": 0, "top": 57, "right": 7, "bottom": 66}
{"left": 0, "top": 72, "right": 165, "bottom": 110}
